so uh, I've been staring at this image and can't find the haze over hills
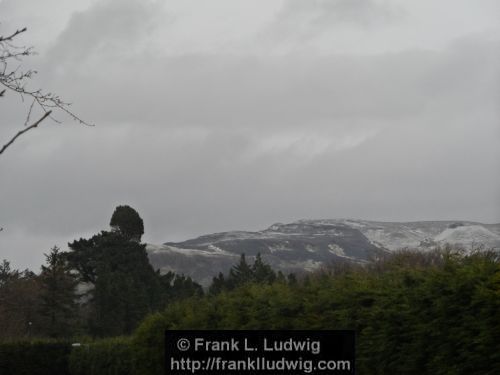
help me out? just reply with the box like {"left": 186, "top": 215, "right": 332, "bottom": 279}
{"left": 147, "top": 219, "right": 500, "bottom": 286}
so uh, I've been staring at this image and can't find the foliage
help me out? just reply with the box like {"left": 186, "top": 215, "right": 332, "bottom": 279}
{"left": 66, "top": 205, "right": 203, "bottom": 337}
{"left": 68, "top": 337, "right": 134, "bottom": 375}
{"left": 135, "top": 248, "right": 500, "bottom": 375}
{"left": 38, "top": 246, "right": 79, "bottom": 338}
{"left": 132, "top": 312, "right": 169, "bottom": 375}
{"left": 1, "top": 205, "right": 203, "bottom": 340}
{"left": 0, "top": 259, "right": 18, "bottom": 285}
{"left": 109, "top": 205, "right": 144, "bottom": 242}
{"left": 0, "top": 249, "right": 80, "bottom": 340}
{"left": 159, "top": 271, "right": 203, "bottom": 302}
{"left": 208, "top": 253, "right": 278, "bottom": 294}
{"left": 68, "top": 231, "right": 161, "bottom": 337}
{"left": 0, "top": 340, "right": 71, "bottom": 375}
{"left": 252, "top": 253, "right": 277, "bottom": 283}
{"left": 0, "top": 261, "right": 43, "bottom": 339}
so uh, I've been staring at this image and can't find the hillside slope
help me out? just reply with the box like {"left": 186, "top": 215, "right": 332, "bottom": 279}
{"left": 147, "top": 219, "right": 500, "bottom": 285}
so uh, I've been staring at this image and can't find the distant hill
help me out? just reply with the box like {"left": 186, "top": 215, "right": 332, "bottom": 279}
{"left": 147, "top": 219, "right": 500, "bottom": 286}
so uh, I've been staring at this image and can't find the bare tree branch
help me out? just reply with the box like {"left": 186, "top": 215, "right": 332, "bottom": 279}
{"left": 0, "top": 111, "right": 51, "bottom": 155}
{"left": 1, "top": 25, "right": 91, "bottom": 157}
{"left": 0, "top": 27, "right": 27, "bottom": 43}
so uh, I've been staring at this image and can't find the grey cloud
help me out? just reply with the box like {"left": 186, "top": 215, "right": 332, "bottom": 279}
{"left": 1, "top": 1, "right": 499, "bottom": 271}
{"left": 0, "top": 0, "right": 96, "bottom": 49}
{"left": 38, "top": 37, "right": 500, "bottom": 136}
{"left": 47, "top": 0, "right": 168, "bottom": 65}
{"left": 263, "top": 0, "right": 402, "bottom": 42}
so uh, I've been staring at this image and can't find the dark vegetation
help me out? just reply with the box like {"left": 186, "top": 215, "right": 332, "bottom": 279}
{"left": 0, "top": 205, "right": 202, "bottom": 340}
{"left": 131, "top": 247, "right": 500, "bottom": 375}
{"left": 68, "top": 337, "right": 134, "bottom": 375}
{"left": 0, "top": 340, "right": 71, "bottom": 375}
{"left": 1, "top": 206, "right": 499, "bottom": 374}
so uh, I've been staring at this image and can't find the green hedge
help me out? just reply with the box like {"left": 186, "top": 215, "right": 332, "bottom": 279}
{"left": 133, "top": 250, "right": 500, "bottom": 375}
{"left": 0, "top": 340, "right": 71, "bottom": 375}
{"left": 132, "top": 312, "right": 169, "bottom": 375}
{"left": 68, "top": 337, "right": 134, "bottom": 375}
{"left": 0, "top": 338, "right": 135, "bottom": 375}
{"left": 3, "top": 250, "right": 499, "bottom": 375}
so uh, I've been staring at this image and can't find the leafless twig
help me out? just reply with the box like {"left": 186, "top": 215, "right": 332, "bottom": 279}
{"left": 0, "top": 27, "right": 27, "bottom": 43}
{"left": 0, "top": 111, "right": 51, "bottom": 155}
{"left": 1, "top": 26, "right": 92, "bottom": 157}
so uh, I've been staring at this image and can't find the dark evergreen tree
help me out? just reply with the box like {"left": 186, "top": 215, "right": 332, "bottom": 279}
{"left": 0, "top": 259, "right": 18, "bottom": 286}
{"left": 64, "top": 234, "right": 103, "bottom": 284}
{"left": 209, "top": 272, "right": 227, "bottom": 295}
{"left": 68, "top": 231, "right": 161, "bottom": 336}
{"left": 229, "top": 254, "right": 253, "bottom": 286}
{"left": 67, "top": 205, "right": 162, "bottom": 337}
{"left": 286, "top": 272, "right": 297, "bottom": 285}
{"left": 159, "top": 271, "right": 203, "bottom": 303}
{"left": 0, "top": 262, "right": 43, "bottom": 338}
{"left": 276, "top": 270, "right": 287, "bottom": 283}
{"left": 38, "top": 246, "right": 78, "bottom": 338}
{"left": 252, "top": 253, "right": 276, "bottom": 283}
{"left": 66, "top": 205, "right": 206, "bottom": 336}
{"left": 109, "top": 205, "right": 144, "bottom": 241}
{"left": 209, "top": 254, "right": 282, "bottom": 294}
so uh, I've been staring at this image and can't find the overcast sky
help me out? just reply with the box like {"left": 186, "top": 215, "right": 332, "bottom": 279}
{"left": 1, "top": 0, "right": 500, "bottom": 270}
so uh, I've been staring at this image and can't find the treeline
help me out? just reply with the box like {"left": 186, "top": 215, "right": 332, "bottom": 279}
{"left": 0, "top": 205, "right": 202, "bottom": 339}
{"left": 15, "top": 246, "right": 494, "bottom": 375}
{"left": 1, "top": 206, "right": 500, "bottom": 374}
{"left": 0, "top": 205, "right": 295, "bottom": 340}
{"left": 209, "top": 253, "right": 296, "bottom": 294}
{"left": 132, "top": 246, "right": 500, "bottom": 375}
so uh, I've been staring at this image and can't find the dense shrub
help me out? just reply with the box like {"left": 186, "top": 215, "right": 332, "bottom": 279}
{"left": 134, "top": 249, "right": 500, "bottom": 375}
{"left": 68, "top": 337, "right": 134, "bottom": 375}
{"left": 0, "top": 340, "right": 71, "bottom": 375}
{"left": 132, "top": 312, "right": 169, "bottom": 375}
{"left": 4, "top": 249, "right": 498, "bottom": 375}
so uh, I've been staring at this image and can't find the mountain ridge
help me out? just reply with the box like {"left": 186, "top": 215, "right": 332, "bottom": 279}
{"left": 147, "top": 219, "right": 500, "bottom": 286}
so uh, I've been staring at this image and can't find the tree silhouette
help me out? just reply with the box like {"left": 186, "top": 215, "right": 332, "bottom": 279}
{"left": 109, "top": 205, "right": 145, "bottom": 242}
{"left": 38, "top": 246, "right": 78, "bottom": 338}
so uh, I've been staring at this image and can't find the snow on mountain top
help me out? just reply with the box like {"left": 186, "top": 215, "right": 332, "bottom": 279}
{"left": 435, "top": 225, "right": 500, "bottom": 247}
{"left": 157, "top": 219, "right": 500, "bottom": 255}
{"left": 147, "top": 244, "right": 237, "bottom": 258}
{"left": 148, "top": 219, "right": 500, "bottom": 286}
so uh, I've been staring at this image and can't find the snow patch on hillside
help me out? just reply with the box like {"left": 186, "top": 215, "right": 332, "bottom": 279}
{"left": 268, "top": 243, "right": 293, "bottom": 253}
{"left": 328, "top": 244, "right": 346, "bottom": 257}
{"left": 435, "top": 225, "right": 500, "bottom": 247}
{"left": 296, "top": 260, "right": 323, "bottom": 271}
{"left": 146, "top": 244, "right": 236, "bottom": 257}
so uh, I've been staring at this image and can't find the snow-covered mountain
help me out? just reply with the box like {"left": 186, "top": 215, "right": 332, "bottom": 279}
{"left": 147, "top": 219, "right": 500, "bottom": 286}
